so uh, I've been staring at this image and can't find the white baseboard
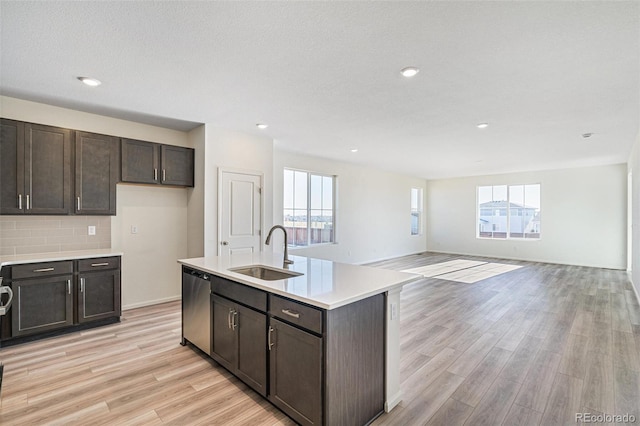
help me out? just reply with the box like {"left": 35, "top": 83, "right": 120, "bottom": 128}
{"left": 123, "top": 295, "right": 181, "bottom": 311}
{"left": 384, "top": 391, "right": 403, "bottom": 413}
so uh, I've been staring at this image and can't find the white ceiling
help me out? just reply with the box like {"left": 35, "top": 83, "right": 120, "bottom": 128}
{"left": 1, "top": 1, "right": 638, "bottom": 179}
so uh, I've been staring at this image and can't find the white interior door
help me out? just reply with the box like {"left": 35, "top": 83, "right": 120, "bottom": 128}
{"left": 219, "top": 170, "right": 262, "bottom": 256}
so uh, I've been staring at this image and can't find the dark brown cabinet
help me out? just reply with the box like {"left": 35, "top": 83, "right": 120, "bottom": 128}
{"left": 1, "top": 256, "right": 122, "bottom": 345}
{"left": 77, "top": 257, "right": 121, "bottom": 323}
{"left": 269, "top": 318, "right": 323, "bottom": 426}
{"left": 211, "top": 293, "right": 267, "bottom": 396}
{"left": 75, "top": 132, "right": 119, "bottom": 215}
{"left": 121, "top": 138, "right": 194, "bottom": 187}
{"left": 182, "top": 271, "right": 386, "bottom": 426}
{"left": 161, "top": 144, "right": 194, "bottom": 187}
{"left": 10, "top": 261, "right": 74, "bottom": 337}
{"left": 0, "top": 119, "right": 72, "bottom": 215}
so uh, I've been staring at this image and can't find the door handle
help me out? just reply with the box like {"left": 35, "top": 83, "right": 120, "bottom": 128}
{"left": 80, "top": 278, "right": 85, "bottom": 293}
{"left": 231, "top": 310, "right": 238, "bottom": 330}
{"left": 26, "top": 194, "right": 30, "bottom": 210}
{"left": 18, "top": 194, "right": 22, "bottom": 210}
{"left": 268, "top": 326, "right": 275, "bottom": 351}
{"left": 77, "top": 196, "right": 81, "bottom": 211}
{"left": 281, "top": 309, "right": 300, "bottom": 319}
{"left": 162, "top": 169, "right": 166, "bottom": 182}
{"left": 33, "top": 267, "right": 54, "bottom": 273}
{"left": 221, "top": 241, "right": 229, "bottom": 246}
{"left": 67, "top": 280, "right": 71, "bottom": 295}
{"left": 227, "top": 309, "right": 233, "bottom": 329}
{"left": 154, "top": 168, "right": 158, "bottom": 180}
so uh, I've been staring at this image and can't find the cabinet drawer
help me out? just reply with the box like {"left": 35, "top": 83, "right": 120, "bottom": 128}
{"left": 270, "top": 295, "right": 323, "bottom": 335}
{"left": 12, "top": 261, "right": 73, "bottom": 279}
{"left": 211, "top": 276, "right": 267, "bottom": 312}
{"left": 78, "top": 256, "right": 120, "bottom": 272}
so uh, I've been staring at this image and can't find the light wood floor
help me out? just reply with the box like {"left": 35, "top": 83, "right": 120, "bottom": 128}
{"left": 1, "top": 252, "right": 639, "bottom": 425}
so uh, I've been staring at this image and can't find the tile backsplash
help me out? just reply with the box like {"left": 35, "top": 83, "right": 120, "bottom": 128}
{"left": 0, "top": 216, "right": 111, "bottom": 256}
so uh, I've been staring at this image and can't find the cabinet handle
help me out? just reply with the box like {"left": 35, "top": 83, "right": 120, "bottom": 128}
{"left": 154, "top": 168, "right": 158, "bottom": 180}
{"left": 268, "top": 326, "right": 275, "bottom": 350}
{"left": 18, "top": 194, "right": 22, "bottom": 210}
{"left": 91, "top": 263, "right": 109, "bottom": 267}
{"left": 281, "top": 309, "right": 300, "bottom": 319}
{"left": 77, "top": 196, "right": 81, "bottom": 211}
{"left": 227, "top": 309, "right": 232, "bottom": 329}
{"left": 33, "top": 267, "right": 54, "bottom": 273}
{"left": 162, "top": 169, "right": 166, "bottom": 182}
{"left": 26, "top": 194, "right": 30, "bottom": 210}
{"left": 80, "top": 278, "right": 85, "bottom": 293}
{"left": 231, "top": 310, "right": 238, "bottom": 330}
{"left": 67, "top": 280, "right": 71, "bottom": 295}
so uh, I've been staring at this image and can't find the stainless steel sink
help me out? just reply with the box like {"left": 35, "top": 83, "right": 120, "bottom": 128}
{"left": 228, "top": 265, "right": 303, "bottom": 281}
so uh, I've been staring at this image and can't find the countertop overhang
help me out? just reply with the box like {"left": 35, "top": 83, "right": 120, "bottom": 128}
{"left": 178, "top": 253, "right": 421, "bottom": 310}
{"left": 0, "top": 249, "right": 124, "bottom": 267}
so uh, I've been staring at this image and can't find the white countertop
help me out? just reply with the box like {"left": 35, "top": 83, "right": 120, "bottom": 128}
{"left": 178, "top": 253, "right": 421, "bottom": 310}
{"left": 0, "top": 249, "right": 123, "bottom": 267}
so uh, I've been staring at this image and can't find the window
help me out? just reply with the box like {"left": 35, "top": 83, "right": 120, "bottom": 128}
{"left": 477, "top": 184, "right": 540, "bottom": 239}
{"left": 283, "top": 169, "right": 335, "bottom": 247}
{"left": 410, "top": 187, "right": 423, "bottom": 235}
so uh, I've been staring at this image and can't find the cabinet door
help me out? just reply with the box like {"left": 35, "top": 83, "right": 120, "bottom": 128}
{"left": 12, "top": 275, "right": 74, "bottom": 337}
{"left": 161, "top": 145, "right": 194, "bottom": 187}
{"left": 236, "top": 304, "right": 267, "bottom": 396}
{"left": 75, "top": 132, "right": 119, "bottom": 215}
{"left": 211, "top": 294, "right": 237, "bottom": 371}
{"left": 77, "top": 270, "right": 121, "bottom": 323}
{"left": 269, "top": 318, "right": 323, "bottom": 426}
{"left": 25, "top": 123, "right": 72, "bottom": 214}
{"left": 121, "top": 138, "right": 159, "bottom": 184}
{"left": 0, "top": 119, "right": 25, "bottom": 214}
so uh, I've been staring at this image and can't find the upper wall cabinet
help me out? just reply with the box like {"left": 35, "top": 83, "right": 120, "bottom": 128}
{"left": 75, "top": 131, "right": 119, "bottom": 215}
{"left": 121, "top": 138, "right": 194, "bottom": 187}
{"left": 1, "top": 119, "right": 72, "bottom": 215}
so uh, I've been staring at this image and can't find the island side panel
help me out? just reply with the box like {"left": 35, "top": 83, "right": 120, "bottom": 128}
{"left": 325, "top": 293, "right": 385, "bottom": 425}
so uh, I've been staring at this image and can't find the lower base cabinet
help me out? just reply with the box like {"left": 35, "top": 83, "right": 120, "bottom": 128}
{"left": 211, "top": 293, "right": 267, "bottom": 396}
{"left": 12, "top": 274, "right": 74, "bottom": 337}
{"left": 202, "top": 273, "right": 385, "bottom": 426}
{"left": 1, "top": 257, "right": 121, "bottom": 344}
{"left": 269, "top": 318, "right": 323, "bottom": 426}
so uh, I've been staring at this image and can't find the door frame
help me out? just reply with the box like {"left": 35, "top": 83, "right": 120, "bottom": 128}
{"left": 217, "top": 167, "right": 264, "bottom": 256}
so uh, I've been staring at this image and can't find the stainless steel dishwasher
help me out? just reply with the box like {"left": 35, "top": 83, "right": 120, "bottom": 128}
{"left": 181, "top": 267, "right": 211, "bottom": 354}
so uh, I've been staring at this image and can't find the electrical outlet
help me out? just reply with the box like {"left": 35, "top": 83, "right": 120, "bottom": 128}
{"left": 131, "top": 225, "right": 138, "bottom": 234}
{"left": 88, "top": 226, "right": 96, "bottom": 236}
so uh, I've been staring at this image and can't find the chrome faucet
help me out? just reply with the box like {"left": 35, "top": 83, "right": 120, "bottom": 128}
{"left": 265, "top": 225, "right": 293, "bottom": 266}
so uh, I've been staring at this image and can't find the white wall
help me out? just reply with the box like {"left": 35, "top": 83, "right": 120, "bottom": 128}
{"left": 273, "top": 150, "right": 427, "bottom": 264}
{"left": 629, "top": 132, "right": 640, "bottom": 297}
{"left": 202, "top": 126, "right": 274, "bottom": 256}
{"left": 1, "top": 96, "right": 193, "bottom": 309}
{"left": 427, "top": 164, "right": 628, "bottom": 269}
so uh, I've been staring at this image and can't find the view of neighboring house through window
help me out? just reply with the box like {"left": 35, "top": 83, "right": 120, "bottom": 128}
{"left": 283, "top": 168, "right": 335, "bottom": 247}
{"left": 411, "top": 187, "right": 423, "bottom": 235}
{"left": 477, "top": 184, "right": 541, "bottom": 239}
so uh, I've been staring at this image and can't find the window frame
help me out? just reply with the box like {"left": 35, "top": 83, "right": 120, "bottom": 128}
{"left": 283, "top": 168, "right": 336, "bottom": 247}
{"left": 476, "top": 183, "right": 541, "bottom": 240}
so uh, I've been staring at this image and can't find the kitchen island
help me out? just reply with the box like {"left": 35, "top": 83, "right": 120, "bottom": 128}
{"left": 178, "top": 252, "right": 419, "bottom": 426}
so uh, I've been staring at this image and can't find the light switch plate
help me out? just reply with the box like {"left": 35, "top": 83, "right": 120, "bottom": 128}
{"left": 88, "top": 226, "right": 96, "bottom": 236}
{"left": 131, "top": 225, "right": 138, "bottom": 234}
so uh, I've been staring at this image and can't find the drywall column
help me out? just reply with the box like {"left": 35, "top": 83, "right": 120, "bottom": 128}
{"left": 385, "top": 286, "right": 403, "bottom": 412}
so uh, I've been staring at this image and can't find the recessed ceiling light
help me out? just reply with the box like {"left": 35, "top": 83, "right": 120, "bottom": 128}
{"left": 477, "top": 123, "right": 489, "bottom": 129}
{"left": 400, "top": 67, "right": 419, "bottom": 78}
{"left": 350, "top": 148, "right": 358, "bottom": 153}
{"left": 582, "top": 132, "right": 594, "bottom": 139}
{"left": 77, "top": 77, "right": 101, "bottom": 87}
{"left": 256, "top": 123, "right": 268, "bottom": 129}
